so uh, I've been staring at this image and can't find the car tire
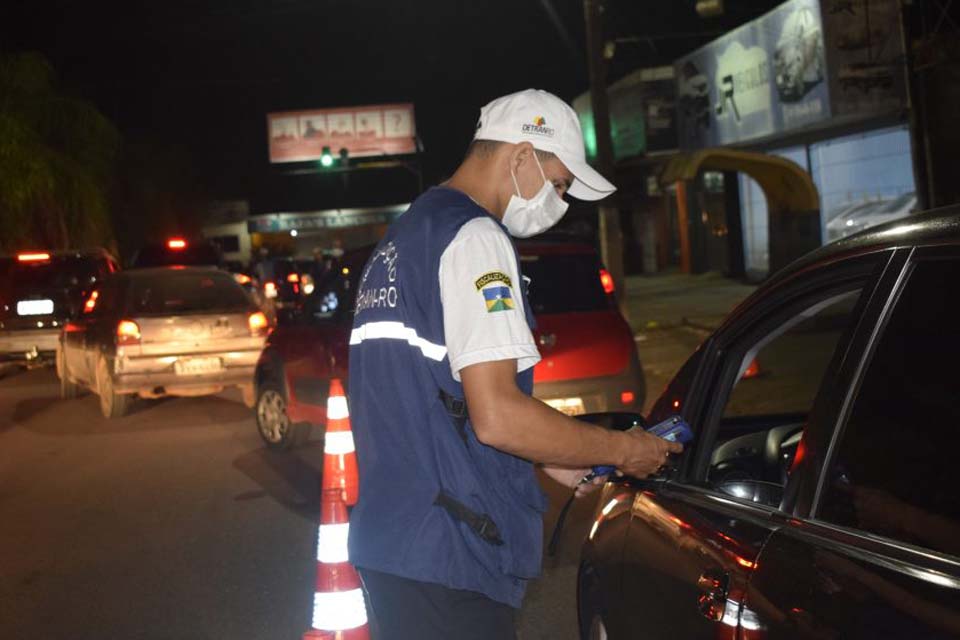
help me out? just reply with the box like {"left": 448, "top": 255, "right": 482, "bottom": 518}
{"left": 56, "top": 346, "right": 79, "bottom": 400}
{"left": 256, "top": 379, "right": 311, "bottom": 451}
{"left": 96, "top": 356, "right": 131, "bottom": 419}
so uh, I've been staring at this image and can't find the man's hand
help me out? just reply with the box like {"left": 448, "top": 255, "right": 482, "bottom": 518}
{"left": 616, "top": 429, "right": 684, "bottom": 478}
{"left": 541, "top": 466, "right": 606, "bottom": 498}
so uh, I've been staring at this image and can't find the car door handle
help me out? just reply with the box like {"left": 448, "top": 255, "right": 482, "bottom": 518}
{"left": 697, "top": 568, "right": 729, "bottom": 622}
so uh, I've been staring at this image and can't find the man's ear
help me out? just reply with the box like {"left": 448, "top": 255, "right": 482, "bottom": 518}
{"left": 508, "top": 142, "right": 535, "bottom": 174}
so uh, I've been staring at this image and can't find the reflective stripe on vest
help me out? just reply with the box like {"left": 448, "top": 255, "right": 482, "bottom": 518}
{"left": 349, "top": 321, "right": 447, "bottom": 362}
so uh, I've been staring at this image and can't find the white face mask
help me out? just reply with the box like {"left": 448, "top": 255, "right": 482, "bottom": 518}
{"left": 501, "top": 154, "right": 570, "bottom": 238}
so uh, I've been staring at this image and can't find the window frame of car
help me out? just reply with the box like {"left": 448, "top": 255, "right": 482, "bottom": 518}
{"left": 806, "top": 244, "right": 960, "bottom": 568}
{"left": 667, "top": 250, "right": 895, "bottom": 518}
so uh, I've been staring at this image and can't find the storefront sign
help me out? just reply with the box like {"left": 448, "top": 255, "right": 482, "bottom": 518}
{"left": 676, "top": 0, "right": 830, "bottom": 148}
{"left": 248, "top": 205, "right": 407, "bottom": 233}
{"left": 268, "top": 104, "right": 417, "bottom": 164}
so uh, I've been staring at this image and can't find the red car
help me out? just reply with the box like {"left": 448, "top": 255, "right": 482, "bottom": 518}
{"left": 253, "top": 238, "right": 644, "bottom": 449}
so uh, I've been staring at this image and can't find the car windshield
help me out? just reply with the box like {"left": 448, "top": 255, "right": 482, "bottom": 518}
{"left": 520, "top": 252, "right": 611, "bottom": 314}
{"left": 127, "top": 272, "right": 250, "bottom": 315}
{"left": 1, "top": 256, "right": 101, "bottom": 295}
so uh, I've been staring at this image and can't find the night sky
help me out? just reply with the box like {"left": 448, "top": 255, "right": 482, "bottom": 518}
{"left": 4, "top": 0, "right": 780, "bottom": 214}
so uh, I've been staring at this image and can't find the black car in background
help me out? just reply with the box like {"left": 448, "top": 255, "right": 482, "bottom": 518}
{"left": 578, "top": 207, "right": 960, "bottom": 639}
{"left": 0, "top": 250, "right": 119, "bottom": 364}
{"left": 130, "top": 238, "right": 223, "bottom": 269}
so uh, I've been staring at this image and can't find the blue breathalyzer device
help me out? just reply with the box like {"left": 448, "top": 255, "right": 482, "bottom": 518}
{"left": 580, "top": 415, "right": 693, "bottom": 484}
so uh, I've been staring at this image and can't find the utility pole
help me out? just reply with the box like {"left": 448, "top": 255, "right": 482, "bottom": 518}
{"left": 583, "top": 0, "right": 625, "bottom": 297}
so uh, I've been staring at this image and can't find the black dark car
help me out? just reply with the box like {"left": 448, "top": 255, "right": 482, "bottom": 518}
{"left": 578, "top": 207, "right": 960, "bottom": 639}
{"left": 130, "top": 238, "right": 223, "bottom": 269}
{"left": 0, "top": 250, "right": 119, "bottom": 364}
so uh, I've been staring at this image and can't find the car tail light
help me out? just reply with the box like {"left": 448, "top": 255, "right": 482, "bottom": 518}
{"left": 248, "top": 311, "right": 269, "bottom": 336}
{"left": 167, "top": 238, "right": 187, "bottom": 250}
{"left": 286, "top": 273, "right": 299, "bottom": 283}
{"left": 620, "top": 391, "right": 635, "bottom": 406}
{"left": 83, "top": 290, "right": 99, "bottom": 313}
{"left": 17, "top": 252, "right": 51, "bottom": 262}
{"left": 264, "top": 281, "right": 278, "bottom": 299}
{"left": 234, "top": 273, "right": 252, "bottom": 285}
{"left": 742, "top": 358, "right": 760, "bottom": 379}
{"left": 599, "top": 269, "right": 615, "bottom": 295}
{"left": 116, "top": 320, "right": 141, "bottom": 346}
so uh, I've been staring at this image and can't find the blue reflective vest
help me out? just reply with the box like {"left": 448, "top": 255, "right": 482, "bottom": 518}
{"left": 347, "top": 187, "right": 547, "bottom": 608}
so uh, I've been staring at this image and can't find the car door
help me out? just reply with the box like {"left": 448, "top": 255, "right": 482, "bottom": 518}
{"left": 276, "top": 279, "right": 352, "bottom": 423}
{"left": 740, "top": 247, "right": 960, "bottom": 639}
{"left": 605, "top": 253, "right": 888, "bottom": 640}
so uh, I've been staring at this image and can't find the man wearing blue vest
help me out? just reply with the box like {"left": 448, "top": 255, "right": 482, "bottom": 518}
{"left": 348, "top": 89, "right": 682, "bottom": 639}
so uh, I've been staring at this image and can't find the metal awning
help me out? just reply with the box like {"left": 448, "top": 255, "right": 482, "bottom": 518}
{"left": 660, "top": 148, "right": 819, "bottom": 212}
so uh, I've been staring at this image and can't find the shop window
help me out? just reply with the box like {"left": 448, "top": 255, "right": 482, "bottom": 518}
{"left": 811, "top": 126, "right": 917, "bottom": 243}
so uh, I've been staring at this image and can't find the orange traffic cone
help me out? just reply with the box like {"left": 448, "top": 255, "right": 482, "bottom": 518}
{"left": 303, "top": 488, "right": 371, "bottom": 640}
{"left": 323, "top": 378, "right": 359, "bottom": 507}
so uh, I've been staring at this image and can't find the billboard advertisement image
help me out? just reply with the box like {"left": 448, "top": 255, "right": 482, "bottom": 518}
{"left": 267, "top": 103, "right": 417, "bottom": 164}
{"left": 676, "top": 0, "right": 830, "bottom": 149}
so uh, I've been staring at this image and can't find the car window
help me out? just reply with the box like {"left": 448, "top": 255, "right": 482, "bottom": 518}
{"left": 520, "top": 253, "right": 611, "bottom": 314}
{"left": 4, "top": 256, "right": 101, "bottom": 294}
{"left": 722, "top": 291, "right": 861, "bottom": 419}
{"left": 704, "top": 287, "right": 864, "bottom": 504}
{"left": 817, "top": 259, "right": 960, "bottom": 558}
{"left": 128, "top": 273, "right": 250, "bottom": 315}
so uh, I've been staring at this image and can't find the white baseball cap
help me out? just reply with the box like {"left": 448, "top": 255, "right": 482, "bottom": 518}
{"left": 474, "top": 89, "right": 616, "bottom": 201}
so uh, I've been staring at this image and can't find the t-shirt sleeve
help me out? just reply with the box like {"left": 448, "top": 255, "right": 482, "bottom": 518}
{"left": 439, "top": 218, "right": 541, "bottom": 382}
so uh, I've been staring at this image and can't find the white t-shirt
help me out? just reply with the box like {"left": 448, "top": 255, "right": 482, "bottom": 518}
{"left": 439, "top": 217, "right": 541, "bottom": 382}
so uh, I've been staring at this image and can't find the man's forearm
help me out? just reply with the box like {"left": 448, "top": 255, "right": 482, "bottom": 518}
{"left": 462, "top": 360, "right": 627, "bottom": 467}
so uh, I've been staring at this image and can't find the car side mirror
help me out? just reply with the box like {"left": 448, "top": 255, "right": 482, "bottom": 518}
{"left": 717, "top": 480, "right": 784, "bottom": 508}
{"left": 576, "top": 412, "right": 648, "bottom": 432}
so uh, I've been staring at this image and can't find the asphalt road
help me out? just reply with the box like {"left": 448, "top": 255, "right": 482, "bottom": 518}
{"left": 0, "top": 319, "right": 706, "bottom": 640}
{"left": 0, "top": 366, "right": 654, "bottom": 640}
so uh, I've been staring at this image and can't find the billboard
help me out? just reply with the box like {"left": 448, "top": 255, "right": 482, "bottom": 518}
{"left": 676, "top": 0, "right": 830, "bottom": 149}
{"left": 268, "top": 103, "right": 417, "bottom": 164}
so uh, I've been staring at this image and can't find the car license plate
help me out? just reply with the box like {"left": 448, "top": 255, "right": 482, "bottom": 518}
{"left": 17, "top": 299, "right": 54, "bottom": 316}
{"left": 174, "top": 357, "right": 223, "bottom": 376}
{"left": 545, "top": 397, "right": 585, "bottom": 416}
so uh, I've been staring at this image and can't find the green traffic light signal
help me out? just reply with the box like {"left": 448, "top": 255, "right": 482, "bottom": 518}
{"left": 320, "top": 146, "right": 334, "bottom": 168}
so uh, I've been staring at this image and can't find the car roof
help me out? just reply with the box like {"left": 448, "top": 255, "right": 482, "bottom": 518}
{"left": 767, "top": 205, "right": 960, "bottom": 290}
{"left": 0, "top": 248, "right": 115, "bottom": 261}
{"left": 118, "top": 266, "right": 226, "bottom": 280}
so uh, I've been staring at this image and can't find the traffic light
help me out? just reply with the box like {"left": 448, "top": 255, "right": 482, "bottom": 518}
{"left": 320, "top": 146, "right": 334, "bottom": 168}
